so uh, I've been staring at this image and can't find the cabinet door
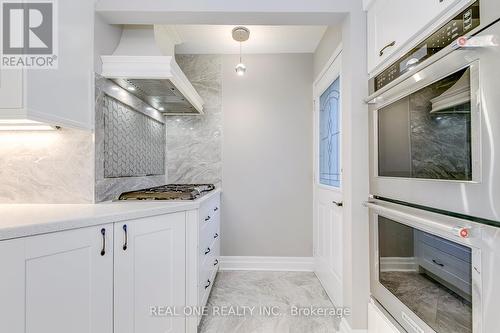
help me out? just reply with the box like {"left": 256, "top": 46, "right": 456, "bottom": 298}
{"left": 0, "top": 225, "right": 114, "bottom": 333}
{"left": 367, "top": 0, "right": 459, "bottom": 74}
{"left": 114, "top": 213, "right": 186, "bottom": 333}
{"left": 25, "top": 0, "right": 94, "bottom": 129}
{"left": 0, "top": 69, "right": 23, "bottom": 109}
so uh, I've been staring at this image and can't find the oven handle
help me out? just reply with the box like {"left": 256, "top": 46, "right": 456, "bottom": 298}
{"left": 364, "top": 201, "right": 473, "bottom": 240}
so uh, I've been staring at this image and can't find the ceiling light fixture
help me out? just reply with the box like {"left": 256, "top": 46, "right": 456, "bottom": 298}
{"left": 232, "top": 26, "right": 250, "bottom": 76}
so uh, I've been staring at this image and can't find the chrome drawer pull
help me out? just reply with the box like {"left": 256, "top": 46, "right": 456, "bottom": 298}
{"left": 214, "top": 259, "right": 219, "bottom": 266}
{"left": 379, "top": 41, "right": 396, "bottom": 57}
{"left": 204, "top": 279, "right": 211, "bottom": 289}
{"left": 205, "top": 216, "right": 211, "bottom": 222}
{"left": 432, "top": 259, "right": 444, "bottom": 267}
{"left": 332, "top": 201, "right": 343, "bottom": 207}
{"left": 100, "top": 228, "right": 106, "bottom": 256}
{"left": 205, "top": 247, "right": 211, "bottom": 255}
{"left": 214, "top": 233, "right": 219, "bottom": 239}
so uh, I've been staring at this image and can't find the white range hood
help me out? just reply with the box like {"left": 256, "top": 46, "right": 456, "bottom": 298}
{"left": 101, "top": 25, "right": 204, "bottom": 115}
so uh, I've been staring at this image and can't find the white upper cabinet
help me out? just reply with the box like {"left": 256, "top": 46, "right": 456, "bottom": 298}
{"left": 367, "top": 0, "right": 460, "bottom": 75}
{"left": 0, "top": 0, "right": 94, "bottom": 130}
{"left": 0, "top": 224, "right": 114, "bottom": 333}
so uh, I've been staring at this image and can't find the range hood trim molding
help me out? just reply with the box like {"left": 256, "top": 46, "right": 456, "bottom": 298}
{"left": 100, "top": 25, "right": 204, "bottom": 115}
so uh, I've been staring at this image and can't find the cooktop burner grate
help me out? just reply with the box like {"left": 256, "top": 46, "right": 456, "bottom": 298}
{"left": 118, "top": 184, "right": 215, "bottom": 201}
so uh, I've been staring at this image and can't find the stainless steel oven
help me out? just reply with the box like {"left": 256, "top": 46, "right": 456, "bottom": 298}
{"left": 366, "top": 199, "right": 500, "bottom": 333}
{"left": 367, "top": 0, "right": 500, "bottom": 222}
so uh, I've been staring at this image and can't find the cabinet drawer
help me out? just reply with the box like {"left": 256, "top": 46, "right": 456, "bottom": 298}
{"left": 417, "top": 231, "right": 471, "bottom": 263}
{"left": 199, "top": 195, "right": 220, "bottom": 228}
{"left": 418, "top": 242, "right": 471, "bottom": 295}
{"left": 199, "top": 213, "right": 220, "bottom": 259}
{"left": 198, "top": 239, "right": 220, "bottom": 306}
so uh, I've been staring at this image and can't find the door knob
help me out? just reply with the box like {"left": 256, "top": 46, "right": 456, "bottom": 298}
{"left": 333, "top": 201, "right": 343, "bottom": 207}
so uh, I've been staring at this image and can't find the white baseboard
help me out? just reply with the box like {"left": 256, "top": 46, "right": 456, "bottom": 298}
{"left": 380, "top": 257, "right": 417, "bottom": 272}
{"left": 219, "top": 256, "right": 314, "bottom": 272}
{"left": 339, "top": 318, "right": 368, "bottom": 333}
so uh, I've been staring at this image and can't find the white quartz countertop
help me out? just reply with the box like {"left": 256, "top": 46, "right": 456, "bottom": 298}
{"left": 0, "top": 189, "right": 221, "bottom": 241}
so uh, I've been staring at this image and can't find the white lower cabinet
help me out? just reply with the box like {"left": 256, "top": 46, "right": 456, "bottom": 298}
{"left": 114, "top": 213, "right": 186, "bottom": 333}
{"left": 0, "top": 195, "right": 221, "bottom": 333}
{"left": 0, "top": 224, "right": 114, "bottom": 333}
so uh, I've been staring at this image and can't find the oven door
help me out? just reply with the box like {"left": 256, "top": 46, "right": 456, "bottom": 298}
{"left": 368, "top": 20, "right": 500, "bottom": 222}
{"left": 367, "top": 200, "right": 483, "bottom": 333}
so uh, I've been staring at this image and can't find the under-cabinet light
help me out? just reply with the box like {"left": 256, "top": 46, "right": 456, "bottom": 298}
{"left": 0, "top": 119, "right": 58, "bottom": 131}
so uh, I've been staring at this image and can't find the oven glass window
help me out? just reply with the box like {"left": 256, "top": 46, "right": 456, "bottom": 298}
{"left": 378, "top": 216, "right": 472, "bottom": 333}
{"left": 378, "top": 67, "right": 472, "bottom": 180}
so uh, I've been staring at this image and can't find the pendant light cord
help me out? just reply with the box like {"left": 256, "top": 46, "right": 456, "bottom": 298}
{"left": 239, "top": 42, "right": 242, "bottom": 63}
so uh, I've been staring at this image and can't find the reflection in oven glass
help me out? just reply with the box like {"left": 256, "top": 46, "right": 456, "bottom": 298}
{"left": 378, "top": 216, "right": 472, "bottom": 333}
{"left": 378, "top": 68, "right": 472, "bottom": 180}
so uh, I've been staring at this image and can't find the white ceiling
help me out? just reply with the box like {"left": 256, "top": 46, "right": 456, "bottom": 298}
{"left": 173, "top": 25, "right": 328, "bottom": 54}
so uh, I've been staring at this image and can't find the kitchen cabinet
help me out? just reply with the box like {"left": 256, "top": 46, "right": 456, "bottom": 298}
{"left": 0, "top": 193, "right": 221, "bottom": 333}
{"left": 184, "top": 193, "right": 221, "bottom": 332}
{"left": 0, "top": 69, "right": 23, "bottom": 110}
{"left": 0, "top": 0, "right": 94, "bottom": 130}
{"left": 197, "top": 194, "right": 221, "bottom": 310}
{"left": 114, "top": 213, "right": 187, "bottom": 333}
{"left": 0, "top": 224, "right": 114, "bottom": 333}
{"left": 367, "top": 0, "right": 460, "bottom": 75}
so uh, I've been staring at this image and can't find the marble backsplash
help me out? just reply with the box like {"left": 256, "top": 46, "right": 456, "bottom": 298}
{"left": 0, "top": 128, "right": 94, "bottom": 203}
{"left": 95, "top": 75, "right": 167, "bottom": 202}
{"left": 166, "top": 55, "right": 223, "bottom": 185}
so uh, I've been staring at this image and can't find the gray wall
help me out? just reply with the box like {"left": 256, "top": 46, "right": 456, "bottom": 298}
{"left": 221, "top": 53, "right": 314, "bottom": 257}
{"left": 313, "top": 26, "right": 342, "bottom": 79}
{"left": 379, "top": 217, "right": 414, "bottom": 258}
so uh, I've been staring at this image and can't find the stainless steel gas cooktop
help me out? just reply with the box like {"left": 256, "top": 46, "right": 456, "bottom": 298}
{"left": 118, "top": 184, "right": 215, "bottom": 201}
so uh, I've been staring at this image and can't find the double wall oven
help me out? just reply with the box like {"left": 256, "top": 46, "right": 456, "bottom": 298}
{"left": 366, "top": 1, "right": 500, "bottom": 332}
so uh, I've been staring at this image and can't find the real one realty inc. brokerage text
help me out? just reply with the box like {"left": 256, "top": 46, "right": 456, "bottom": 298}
{"left": 150, "top": 305, "right": 351, "bottom": 318}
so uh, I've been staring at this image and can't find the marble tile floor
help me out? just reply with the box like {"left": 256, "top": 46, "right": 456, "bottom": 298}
{"left": 198, "top": 271, "right": 340, "bottom": 333}
{"left": 380, "top": 271, "right": 472, "bottom": 333}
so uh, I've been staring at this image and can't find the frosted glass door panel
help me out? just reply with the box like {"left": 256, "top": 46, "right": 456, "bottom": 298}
{"left": 319, "top": 78, "right": 341, "bottom": 187}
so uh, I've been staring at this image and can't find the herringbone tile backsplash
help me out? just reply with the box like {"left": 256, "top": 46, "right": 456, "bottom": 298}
{"left": 103, "top": 96, "right": 165, "bottom": 178}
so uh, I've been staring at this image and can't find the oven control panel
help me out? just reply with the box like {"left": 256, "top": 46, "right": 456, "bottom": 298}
{"left": 371, "top": 1, "right": 480, "bottom": 93}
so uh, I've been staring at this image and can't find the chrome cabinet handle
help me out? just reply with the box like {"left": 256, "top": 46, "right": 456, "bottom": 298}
{"left": 432, "top": 259, "right": 444, "bottom": 267}
{"left": 205, "top": 247, "right": 211, "bottom": 255}
{"left": 122, "top": 224, "right": 128, "bottom": 251}
{"left": 333, "top": 201, "right": 343, "bottom": 207}
{"left": 204, "top": 279, "right": 211, "bottom": 289}
{"left": 214, "top": 233, "right": 219, "bottom": 239}
{"left": 379, "top": 41, "right": 396, "bottom": 56}
{"left": 205, "top": 216, "right": 211, "bottom": 222}
{"left": 100, "top": 228, "right": 106, "bottom": 256}
{"left": 214, "top": 207, "right": 219, "bottom": 212}
{"left": 214, "top": 259, "right": 219, "bottom": 266}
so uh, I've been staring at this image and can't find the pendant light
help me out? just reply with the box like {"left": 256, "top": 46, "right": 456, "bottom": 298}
{"left": 232, "top": 27, "right": 250, "bottom": 76}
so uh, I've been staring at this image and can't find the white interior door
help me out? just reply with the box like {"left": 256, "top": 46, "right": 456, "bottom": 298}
{"left": 114, "top": 213, "right": 186, "bottom": 333}
{"left": 313, "top": 51, "right": 344, "bottom": 307}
